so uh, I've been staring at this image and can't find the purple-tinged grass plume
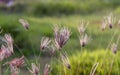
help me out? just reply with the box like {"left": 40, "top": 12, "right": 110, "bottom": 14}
{"left": 79, "top": 34, "right": 90, "bottom": 47}
{"left": 53, "top": 26, "right": 71, "bottom": 50}
{"left": 111, "top": 43, "right": 117, "bottom": 54}
{"left": 44, "top": 64, "right": 51, "bottom": 75}
{"left": 107, "top": 13, "right": 116, "bottom": 29}
{"left": 29, "top": 63, "right": 40, "bottom": 75}
{"left": 41, "top": 37, "right": 51, "bottom": 50}
{"left": 19, "top": 19, "right": 29, "bottom": 30}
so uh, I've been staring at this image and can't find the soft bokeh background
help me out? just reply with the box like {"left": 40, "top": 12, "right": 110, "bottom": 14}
{"left": 0, "top": 0, "right": 120, "bottom": 75}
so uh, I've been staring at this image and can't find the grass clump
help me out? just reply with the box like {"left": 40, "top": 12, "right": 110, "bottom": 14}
{"left": 51, "top": 50, "right": 120, "bottom": 75}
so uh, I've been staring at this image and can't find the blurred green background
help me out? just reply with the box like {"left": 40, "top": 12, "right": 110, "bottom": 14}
{"left": 0, "top": 0, "right": 120, "bottom": 75}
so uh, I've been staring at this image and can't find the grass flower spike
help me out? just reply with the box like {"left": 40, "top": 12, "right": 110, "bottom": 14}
{"left": 7, "top": 56, "right": 25, "bottom": 68}
{"left": 41, "top": 37, "right": 51, "bottom": 50}
{"left": 101, "top": 17, "right": 107, "bottom": 31}
{"left": 4, "top": 34, "right": 14, "bottom": 53}
{"left": 54, "top": 26, "right": 71, "bottom": 50}
{"left": 111, "top": 43, "right": 117, "bottom": 54}
{"left": 107, "top": 13, "right": 116, "bottom": 29}
{"left": 29, "top": 63, "right": 40, "bottom": 75}
{"left": 79, "top": 34, "right": 89, "bottom": 47}
{"left": 10, "top": 65, "right": 19, "bottom": 75}
{"left": 19, "top": 19, "right": 29, "bottom": 30}
{"left": 44, "top": 64, "right": 51, "bottom": 75}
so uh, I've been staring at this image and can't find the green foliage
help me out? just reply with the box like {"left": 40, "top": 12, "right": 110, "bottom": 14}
{"left": 1, "top": 0, "right": 120, "bottom": 15}
{"left": 0, "top": 3, "right": 26, "bottom": 13}
{"left": 23, "top": 0, "right": 120, "bottom": 16}
{"left": 0, "top": 14, "right": 32, "bottom": 55}
{"left": 51, "top": 50, "right": 120, "bottom": 75}
{"left": 0, "top": 13, "right": 120, "bottom": 56}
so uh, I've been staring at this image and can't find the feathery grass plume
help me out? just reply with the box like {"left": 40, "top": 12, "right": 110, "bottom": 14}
{"left": 4, "top": 34, "right": 13, "bottom": 44}
{"left": 41, "top": 37, "right": 51, "bottom": 50}
{"left": 10, "top": 65, "right": 19, "bottom": 75}
{"left": 79, "top": 34, "right": 90, "bottom": 47}
{"left": 53, "top": 26, "right": 71, "bottom": 50}
{"left": 44, "top": 64, "right": 51, "bottom": 75}
{"left": 0, "top": 45, "right": 12, "bottom": 60}
{"left": 111, "top": 43, "right": 117, "bottom": 54}
{"left": 0, "top": 34, "right": 14, "bottom": 60}
{"left": 3, "top": 34, "right": 14, "bottom": 53}
{"left": 60, "top": 52, "right": 71, "bottom": 69}
{"left": 101, "top": 17, "right": 107, "bottom": 31}
{"left": 4, "top": 56, "right": 24, "bottom": 75}
{"left": 90, "top": 62, "right": 99, "bottom": 75}
{"left": 49, "top": 45, "right": 56, "bottom": 56}
{"left": 6, "top": 56, "right": 25, "bottom": 68}
{"left": 107, "top": 13, "right": 116, "bottom": 29}
{"left": 28, "top": 63, "right": 40, "bottom": 75}
{"left": 19, "top": 18, "right": 29, "bottom": 30}
{"left": 78, "top": 20, "right": 89, "bottom": 35}
{"left": 0, "top": 45, "right": 6, "bottom": 61}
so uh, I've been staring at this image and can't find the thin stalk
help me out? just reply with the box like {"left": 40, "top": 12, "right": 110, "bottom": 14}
{"left": 98, "top": 31, "right": 103, "bottom": 49}
{"left": 27, "top": 33, "right": 38, "bottom": 64}
{"left": 90, "top": 62, "right": 99, "bottom": 75}
{"left": 108, "top": 55, "right": 115, "bottom": 75}
{"left": 99, "top": 29, "right": 118, "bottom": 73}
{"left": 14, "top": 43, "right": 30, "bottom": 66}
{"left": 4, "top": 66, "right": 9, "bottom": 75}
{"left": 116, "top": 56, "right": 120, "bottom": 75}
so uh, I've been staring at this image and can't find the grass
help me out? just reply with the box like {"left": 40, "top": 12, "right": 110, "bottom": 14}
{"left": 1, "top": 13, "right": 120, "bottom": 53}
{"left": 51, "top": 50, "right": 120, "bottom": 75}
{"left": 0, "top": 13, "right": 120, "bottom": 75}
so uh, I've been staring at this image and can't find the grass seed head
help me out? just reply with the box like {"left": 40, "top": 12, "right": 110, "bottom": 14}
{"left": 7, "top": 56, "right": 25, "bottom": 68}
{"left": 54, "top": 26, "right": 71, "bottom": 50}
{"left": 19, "top": 19, "right": 29, "bottom": 30}
{"left": 79, "top": 34, "right": 89, "bottom": 47}
{"left": 107, "top": 13, "right": 116, "bottom": 29}
{"left": 10, "top": 65, "right": 19, "bottom": 75}
{"left": 3, "top": 34, "right": 14, "bottom": 53}
{"left": 29, "top": 63, "right": 40, "bottom": 75}
{"left": 60, "top": 52, "right": 71, "bottom": 69}
{"left": 41, "top": 37, "right": 51, "bottom": 50}
{"left": 44, "top": 64, "right": 51, "bottom": 75}
{"left": 111, "top": 43, "right": 117, "bottom": 54}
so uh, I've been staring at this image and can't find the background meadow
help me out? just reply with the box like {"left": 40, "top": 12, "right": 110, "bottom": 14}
{"left": 0, "top": 0, "right": 120, "bottom": 75}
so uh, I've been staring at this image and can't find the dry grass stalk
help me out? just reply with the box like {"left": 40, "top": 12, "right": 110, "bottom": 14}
{"left": 90, "top": 62, "right": 99, "bottom": 75}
